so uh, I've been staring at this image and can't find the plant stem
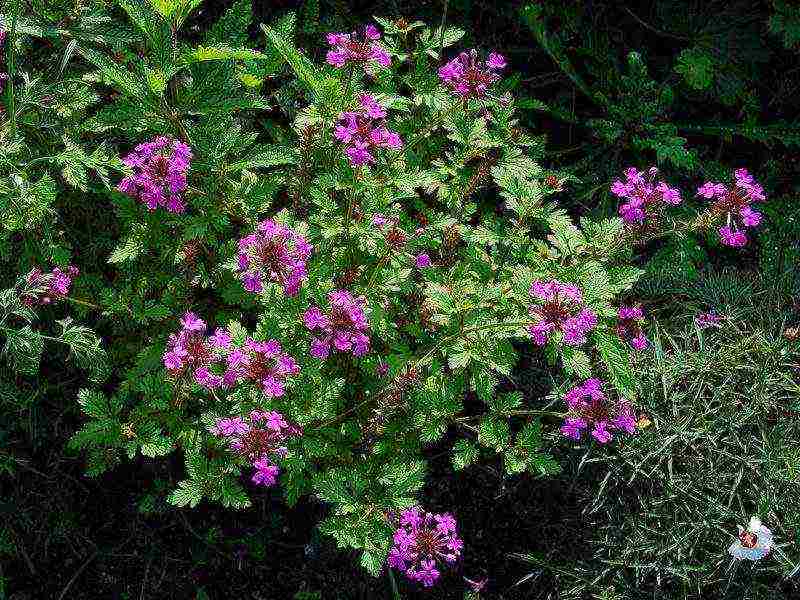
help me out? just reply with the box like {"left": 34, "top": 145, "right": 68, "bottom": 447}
{"left": 7, "top": 0, "right": 21, "bottom": 137}
{"left": 438, "top": 0, "right": 450, "bottom": 60}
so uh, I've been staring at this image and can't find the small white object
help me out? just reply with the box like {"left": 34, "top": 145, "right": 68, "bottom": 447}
{"left": 728, "top": 516, "right": 774, "bottom": 561}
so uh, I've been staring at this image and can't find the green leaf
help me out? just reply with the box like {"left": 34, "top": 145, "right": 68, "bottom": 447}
{"left": 77, "top": 389, "right": 120, "bottom": 419}
{"left": 260, "top": 16, "right": 322, "bottom": 94}
{"left": 593, "top": 328, "right": 636, "bottom": 399}
{"left": 109, "top": 224, "right": 148, "bottom": 264}
{"left": 141, "top": 434, "right": 173, "bottom": 457}
{"left": 79, "top": 47, "right": 150, "bottom": 100}
{"left": 478, "top": 416, "right": 510, "bottom": 450}
{"left": 675, "top": 47, "right": 714, "bottom": 91}
{"left": 451, "top": 439, "right": 479, "bottom": 470}
{"left": 168, "top": 479, "right": 205, "bottom": 507}
{"left": 3, "top": 326, "right": 44, "bottom": 375}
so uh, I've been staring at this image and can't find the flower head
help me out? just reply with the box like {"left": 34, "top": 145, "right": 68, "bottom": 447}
{"left": 212, "top": 410, "right": 300, "bottom": 487}
{"left": 335, "top": 94, "right": 402, "bottom": 166}
{"left": 325, "top": 25, "right": 390, "bottom": 70}
{"left": 560, "top": 379, "right": 636, "bottom": 444}
{"left": 415, "top": 253, "right": 433, "bottom": 268}
{"left": 697, "top": 169, "right": 766, "bottom": 247}
{"left": 728, "top": 517, "right": 774, "bottom": 561}
{"left": 237, "top": 220, "right": 312, "bottom": 297}
{"left": 611, "top": 166, "right": 682, "bottom": 227}
{"left": 439, "top": 50, "right": 505, "bottom": 99}
{"left": 162, "top": 316, "right": 299, "bottom": 397}
{"left": 117, "top": 136, "right": 193, "bottom": 213}
{"left": 387, "top": 507, "right": 463, "bottom": 587}
{"left": 527, "top": 280, "right": 597, "bottom": 347}
{"left": 616, "top": 305, "right": 648, "bottom": 350}
{"left": 695, "top": 310, "right": 722, "bottom": 329}
{"left": 19, "top": 265, "right": 79, "bottom": 306}
{"left": 304, "top": 290, "right": 370, "bottom": 359}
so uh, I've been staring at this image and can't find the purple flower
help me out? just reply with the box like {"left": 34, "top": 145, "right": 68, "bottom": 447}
{"left": 439, "top": 49, "right": 505, "bottom": 99}
{"left": 527, "top": 280, "right": 597, "bottom": 347}
{"left": 387, "top": 508, "right": 463, "bottom": 587}
{"left": 559, "top": 417, "right": 587, "bottom": 440}
{"left": 560, "top": 379, "right": 636, "bottom": 444}
{"left": 19, "top": 265, "right": 79, "bottom": 306}
{"left": 371, "top": 213, "right": 389, "bottom": 228}
{"left": 616, "top": 305, "right": 649, "bottom": 351}
{"left": 697, "top": 169, "right": 767, "bottom": 247}
{"left": 695, "top": 310, "right": 722, "bottom": 329}
{"left": 180, "top": 311, "right": 206, "bottom": 332}
{"left": 304, "top": 290, "right": 371, "bottom": 359}
{"left": 209, "top": 328, "right": 232, "bottom": 349}
{"left": 251, "top": 461, "right": 280, "bottom": 486}
{"left": 212, "top": 417, "right": 250, "bottom": 437}
{"left": 611, "top": 166, "right": 682, "bottom": 226}
{"left": 237, "top": 338, "right": 300, "bottom": 397}
{"left": 162, "top": 314, "right": 299, "bottom": 397}
{"left": 117, "top": 136, "right": 193, "bottom": 214}
{"left": 415, "top": 253, "right": 432, "bottom": 268}
{"left": 213, "top": 412, "right": 300, "bottom": 487}
{"left": 236, "top": 220, "right": 312, "bottom": 297}
{"left": 335, "top": 95, "right": 402, "bottom": 167}
{"left": 719, "top": 226, "right": 747, "bottom": 247}
{"left": 325, "top": 25, "right": 391, "bottom": 70}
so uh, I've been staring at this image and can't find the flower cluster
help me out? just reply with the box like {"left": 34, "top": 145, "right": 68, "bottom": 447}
{"left": 695, "top": 310, "right": 722, "bottom": 329}
{"left": 438, "top": 50, "right": 506, "bottom": 99}
{"left": 325, "top": 25, "right": 390, "bottom": 70}
{"left": 728, "top": 516, "right": 774, "bottom": 561}
{"left": 334, "top": 94, "right": 402, "bottom": 166}
{"left": 237, "top": 220, "right": 312, "bottom": 296}
{"left": 0, "top": 29, "right": 7, "bottom": 93}
{"left": 163, "top": 313, "right": 299, "bottom": 397}
{"left": 212, "top": 410, "right": 300, "bottom": 487}
{"left": 697, "top": 168, "right": 765, "bottom": 247}
{"left": 616, "top": 305, "right": 648, "bottom": 350}
{"left": 117, "top": 136, "right": 193, "bottom": 213}
{"left": 303, "top": 290, "right": 370, "bottom": 359}
{"left": 19, "top": 265, "right": 79, "bottom": 306}
{"left": 527, "top": 280, "right": 597, "bottom": 346}
{"left": 560, "top": 378, "right": 636, "bottom": 444}
{"left": 387, "top": 507, "right": 463, "bottom": 587}
{"left": 611, "top": 166, "right": 682, "bottom": 225}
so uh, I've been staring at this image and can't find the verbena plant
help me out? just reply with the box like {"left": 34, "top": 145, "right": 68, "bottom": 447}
{"left": 0, "top": 0, "right": 782, "bottom": 589}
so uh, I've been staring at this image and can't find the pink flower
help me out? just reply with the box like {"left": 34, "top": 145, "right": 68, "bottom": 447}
{"left": 527, "top": 280, "right": 597, "bottom": 347}
{"left": 213, "top": 412, "right": 300, "bottom": 487}
{"left": 616, "top": 305, "right": 649, "bottom": 351}
{"left": 695, "top": 311, "right": 721, "bottom": 329}
{"left": 698, "top": 169, "right": 767, "bottom": 247}
{"left": 236, "top": 220, "right": 311, "bottom": 297}
{"left": 162, "top": 315, "right": 299, "bottom": 397}
{"left": 611, "top": 166, "right": 682, "bottom": 226}
{"left": 304, "top": 290, "right": 370, "bottom": 359}
{"left": 560, "top": 379, "right": 636, "bottom": 444}
{"left": 439, "top": 49, "right": 505, "bottom": 99}
{"left": 334, "top": 95, "right": 402, "bottom": 167}
{"left": 388, "top": 508, "right": 463, "bottom": 587}
{"left": 324, "top": 25, "right": 391, "bottom": 70}
{"left": 117, "top": 136, "right": 193, "bottom": 214}
{"left": 18, "top": 265, "right": 79, "bottom": 306}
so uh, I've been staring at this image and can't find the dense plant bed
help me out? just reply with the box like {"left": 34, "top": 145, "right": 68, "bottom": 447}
{"left": 1, "top": 1, "right": 799, "bottom": 599}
